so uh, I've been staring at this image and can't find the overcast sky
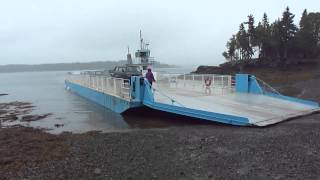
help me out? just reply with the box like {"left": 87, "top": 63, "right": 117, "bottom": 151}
{"left": 0, "top": 0, "right": 319, "bottom": 65}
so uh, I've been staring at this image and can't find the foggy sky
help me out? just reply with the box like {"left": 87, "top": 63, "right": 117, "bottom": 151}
{"left": 0, "top": 0, "right": 319, "bottom": 65}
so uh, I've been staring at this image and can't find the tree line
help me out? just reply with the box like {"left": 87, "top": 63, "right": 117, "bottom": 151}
{"left": 222, "top": 7, "right": 320, "bottom": 66}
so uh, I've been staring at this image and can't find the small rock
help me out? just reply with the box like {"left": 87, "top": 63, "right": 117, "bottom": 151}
{"left": 54, "top": 123, "right": 64, "bottom": 128}
{"left": 208, "top": 172, "right": 214, "bottom": 178}
{"left": 0, "top": 157, "right": 13, "bottom": 165}
{"left": 94, "top": 168, "right": 102, "bottom": 174}
{"left": 21, "top": 113, "right": 52, "bottom": 122}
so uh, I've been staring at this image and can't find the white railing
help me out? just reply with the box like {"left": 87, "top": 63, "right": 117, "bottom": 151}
{"left": 155, "top": 74, "right": 235, "bottom": 95}
{"left": 66, "top": 74, "right": 131, "bottom": 100}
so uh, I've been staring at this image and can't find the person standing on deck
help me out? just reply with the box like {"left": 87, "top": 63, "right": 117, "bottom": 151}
{"left": 145, "top": 68, "right": 156, "bottom": 86}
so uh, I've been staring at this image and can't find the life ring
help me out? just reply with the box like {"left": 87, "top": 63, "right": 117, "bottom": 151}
{"left": 204, "top": 78, "right": 212, "bottom": 87}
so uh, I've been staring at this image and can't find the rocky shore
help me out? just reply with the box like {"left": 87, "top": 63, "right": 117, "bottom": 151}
{"left": 2, "top": 114, "right": 320, "bottom": 179}
{"left": 0, "top": 101, "right": 52, "bottom": 125}
{"left": 1, "top": 70, "right": 320, "bottom": 179}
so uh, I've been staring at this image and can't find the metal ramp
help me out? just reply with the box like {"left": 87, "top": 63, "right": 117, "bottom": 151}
{"left": 143, "top": 74, "right": 320, "bottom": 126}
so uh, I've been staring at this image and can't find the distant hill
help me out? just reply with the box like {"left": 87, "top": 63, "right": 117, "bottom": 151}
{"left": 0, "top": 60, "right": 175, "bottom": 73}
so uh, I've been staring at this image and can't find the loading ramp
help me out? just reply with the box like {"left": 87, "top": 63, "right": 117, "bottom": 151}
{"left": 142, "top": 74, "right": 320, "bottom": 126}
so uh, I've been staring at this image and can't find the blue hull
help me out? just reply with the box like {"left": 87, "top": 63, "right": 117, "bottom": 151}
{"left": 65, "top": 75, "right": 320, "bottom": 127}
{"left": 65, "top": 81, "right": 142, "bottom": 113}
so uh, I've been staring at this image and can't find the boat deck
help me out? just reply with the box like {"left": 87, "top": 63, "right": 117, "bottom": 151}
{"left": 153, "top": 85, "right": 319, "bottom": 126}
{"left": 66, "top": 73, "right": 320, "bottom": 126}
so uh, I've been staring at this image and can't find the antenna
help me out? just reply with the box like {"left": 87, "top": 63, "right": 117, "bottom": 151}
{"left": 140, "top": 30, "right": 143, "bottom": 49}
{"left": 127, "top": 46, "right": 130, "bottom": 54}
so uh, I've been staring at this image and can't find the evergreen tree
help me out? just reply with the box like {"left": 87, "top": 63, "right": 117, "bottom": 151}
{"left": 236, "top": 23, "right": 253, "bottom": 60}
{"left": 261, "top": 13, "right": 271, "bottom": 58}
{"left": 236, "top": 23, "right": 245, "bottom": 60}
{"left": 307, "top": 12, "right": 320, "bottom": 57}
{"left": 295, "top": 10, "right": 320, "bottom": 58}
{"left": 222, "top": 51, "right": 230, "bottom": 60}
{"left": 221, "top": 7, "right": 319, "bottom": 64}
{"left": 223, "top": 35, "right": 237, "bottom": 61}
{"left": 227, "top": 35, "right": 237, "bottom": 61}
{"left": 255, "top": 22, "right": 264, "bottom": 57}
{"left": 247, "top": 14, "right": 256, "bottom": 47}
{"left": 296, "top": 9, "right": 312, "bottom": 58}
{"left": 262, "top": 13, "right": 270, "bottom": 29}
{"left": 270, "top": 19, "right": 282, "bottom": 59}
{"left": 299, "top": 9, "right": 308, "bottom": 29}
{"left": 256, "top": 13, "right": 271, "bottom": 58}
{"left": 279, "top": 7, "right": 297, "bottom": 61}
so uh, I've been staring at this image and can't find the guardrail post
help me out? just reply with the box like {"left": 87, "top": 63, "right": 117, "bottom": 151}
{"left": 105, "top": 78, "right": 108, "bottom": 92}
{"left": 100, "top": 76, "right": 104, "bottom": 92}
{"left": 96, "top": 76, "right": 99, "bottom": 90}
{"left": 91, "top": 76, "right": 94, "bottom": 89}
{"left": 97, "top": 76, "right": 100, "bottom": 90}
{"left": 222, "top": 76, "right": 225, "bottom": 95}
{"left": 113, "top": 78, "right": 117, "bottom": 96}
{"left": 212, "top": 75, "right": 215, "bottom": 86}
{"left": 87, "top": 76, "right": 89, "bottom": 87}
{"left": 107, "top": 78, "right": 111, "bottom": 93}
{"left": 100, "top": 76, "right": 103, "bottom": 91}
{"left": 104, "top": 78, "right": 107, "bottom": 92}
{"left": 98, "top": 76, "right": 100, "bottom": 90}
{"left": 120, "top": 80, "right": 123, "bottom": 98}
{"left": 93, "top": 76, "right": 95, "bottom": 89}
{"left": 97, "top": 76, "right": 99, "bottom": 89}
{"left": 175, "top": 75, "right": 178, "bottom": 88}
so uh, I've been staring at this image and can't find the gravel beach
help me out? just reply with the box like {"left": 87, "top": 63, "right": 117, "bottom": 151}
{"left": 1, "top": 76, "right": 320, "bottom": 180}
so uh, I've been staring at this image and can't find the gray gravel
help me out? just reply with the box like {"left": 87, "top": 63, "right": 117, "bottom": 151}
{"left": 3, "top": 112, "right": 319, "bottom": 180}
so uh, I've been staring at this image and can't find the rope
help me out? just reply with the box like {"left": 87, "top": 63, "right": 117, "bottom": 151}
{"left": 251, "top": 76, "right": 281, "bottom": 95}
{"left": 152, "top": 87, "right": 185, "bottom": 107}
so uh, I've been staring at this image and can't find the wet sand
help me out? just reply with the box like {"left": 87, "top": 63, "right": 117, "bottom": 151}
{"left": 1, "top": 76, "right": 320, "bottom": 179}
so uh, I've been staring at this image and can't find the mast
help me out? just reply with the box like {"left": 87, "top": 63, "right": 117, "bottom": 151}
{"left": 127, "top": 46, "right": 132, "bottom": 64}
{"left": 140, "top": 30, "right": 143, "bottom": 50}
{"left": 135, "top": 30, "right": 152, "bottom": 70}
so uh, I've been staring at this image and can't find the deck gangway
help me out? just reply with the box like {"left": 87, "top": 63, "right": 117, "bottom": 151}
{"left": 142, "top": 73, "right": 320, "bottom": 126}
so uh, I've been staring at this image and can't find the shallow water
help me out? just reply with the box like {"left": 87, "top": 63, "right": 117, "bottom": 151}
{"left": 0, "top": 67, "right": 210, "bottom": 133}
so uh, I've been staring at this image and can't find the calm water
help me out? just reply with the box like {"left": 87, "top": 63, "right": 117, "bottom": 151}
{"left": 0, "top": 66, "right": 210, "bottom": 134}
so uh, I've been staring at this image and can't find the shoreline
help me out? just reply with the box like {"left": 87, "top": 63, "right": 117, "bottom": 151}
{"left": 2, "top": 114, "right": 320, "bottom": 179}
{"left": 1, "top": 69, "right": 320, "bottom": 179}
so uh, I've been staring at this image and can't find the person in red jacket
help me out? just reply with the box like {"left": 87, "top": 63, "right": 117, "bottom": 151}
{"left": 145, "top": 68, "right": 156, "bottom": 86}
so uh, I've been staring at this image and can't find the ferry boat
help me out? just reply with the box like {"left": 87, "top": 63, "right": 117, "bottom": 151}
{"left": 65, "top": 33, "right": 320, "bottom": 126}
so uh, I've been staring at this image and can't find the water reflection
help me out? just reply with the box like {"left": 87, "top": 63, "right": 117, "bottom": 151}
{"left": 0, "top": 68, "right": 222, "bottom": 134}
{"left": 123, "top": 107, "right": 217, "bottom": 128}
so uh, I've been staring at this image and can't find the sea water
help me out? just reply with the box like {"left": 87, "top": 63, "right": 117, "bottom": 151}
{"left": 0, "top": 66, "right": 204, "bottom": 134}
